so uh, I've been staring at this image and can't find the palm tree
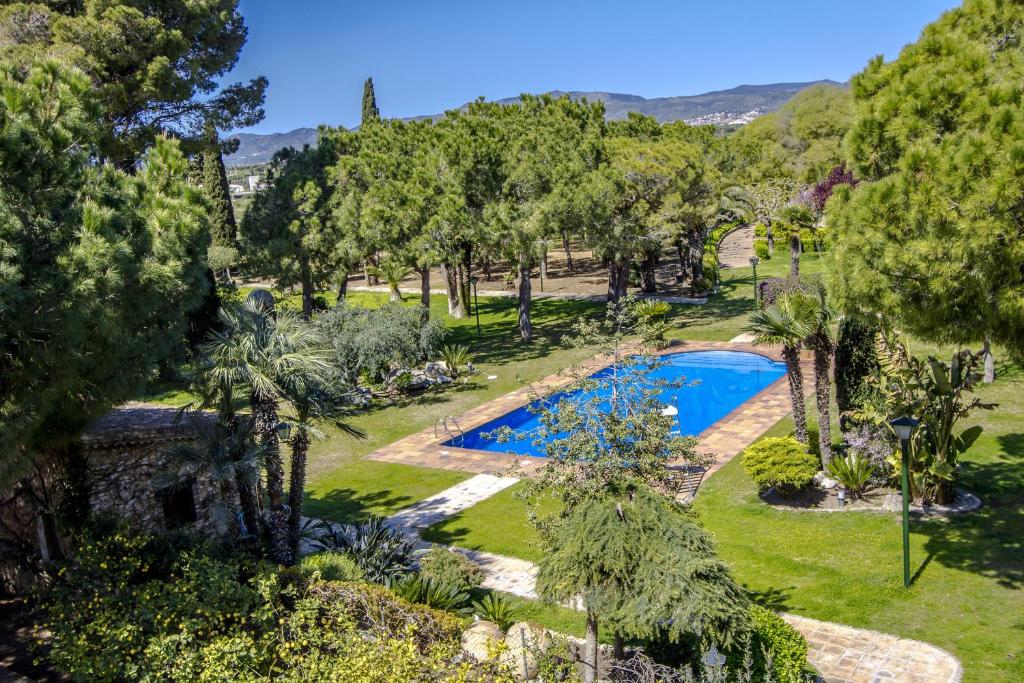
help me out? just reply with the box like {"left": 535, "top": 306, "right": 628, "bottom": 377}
{"left": 159, "top": 412, "right": 265, "bottom": 537}
{"left": 803, "top": 286, "right": 836, "bottom": 466}
{"left": 369, "top": 257, "right": 413, "bottom": 301}
{"left": 744, "top": 294, "right": 815, "bottom": 444}
{"left": 281, "top": 375, "right": 365, "bottom": 561}
{"left": 202, "top": 298, "right": 331, "bottom": 563}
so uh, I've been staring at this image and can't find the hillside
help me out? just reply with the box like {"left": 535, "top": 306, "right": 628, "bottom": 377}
{"left": 224, "top": 80, "right": 841, "bottom": 166}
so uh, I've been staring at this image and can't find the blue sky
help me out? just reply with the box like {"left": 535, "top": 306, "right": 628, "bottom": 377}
{"left": 226, "top": 0, "right": 959, "bottom": 134}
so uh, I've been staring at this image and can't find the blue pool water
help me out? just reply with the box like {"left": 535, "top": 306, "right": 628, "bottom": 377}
{"left": 448, "top": 350, "right": 787, "bottom": 457}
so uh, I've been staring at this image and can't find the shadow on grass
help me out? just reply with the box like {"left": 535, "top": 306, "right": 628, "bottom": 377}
{"left": 303, "top": 487, "right": 415, "bottom": 525}
{"left": 916, "top": 434, "right": 1024, "bottom": 589}
{"left": 745, "top": 584, "right": 794, "bottom": 612}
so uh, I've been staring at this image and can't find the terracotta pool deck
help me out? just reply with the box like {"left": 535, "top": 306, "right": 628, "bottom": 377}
{"left": 365, "top": 340, "right": 810, "bottom": 478}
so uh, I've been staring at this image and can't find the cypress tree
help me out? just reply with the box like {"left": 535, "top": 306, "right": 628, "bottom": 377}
{"left": 361, "top": 77, "right": 380, "bottom": 124}
{"left": 202, "top": 122, "right": 238, "bottom": 248}
{"left": 834, "top": 315, "right": 880, "bottom": 417}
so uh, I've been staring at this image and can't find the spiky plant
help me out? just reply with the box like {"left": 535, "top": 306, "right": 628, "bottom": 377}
{"left": 369, "top": 258, "right": 413, "bottom": 301}
{"left": 439, "top": 344, "right": 473, "bottom": 378}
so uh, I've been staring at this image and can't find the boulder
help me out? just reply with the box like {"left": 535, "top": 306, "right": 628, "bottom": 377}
{"left": 461, "top": 620, "right": 505, "bottom": 661}
{"left": 499, "top": 621, "right": 551, "bottom": 680}
{"left": 407, "top": 371, "right": 432, "bottom": 391}
{"left": 424, "top": 361, "right": 448, "bottom": 379}
{"left": 813, "top": 471, "right": 839, "bottom": 490}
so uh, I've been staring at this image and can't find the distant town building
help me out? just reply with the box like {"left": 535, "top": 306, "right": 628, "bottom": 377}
{"left": 229, "top": 183, "right": 245, "bottom": 196}
{"left": 247, "top": 175, "right": 262, "bottom": 192}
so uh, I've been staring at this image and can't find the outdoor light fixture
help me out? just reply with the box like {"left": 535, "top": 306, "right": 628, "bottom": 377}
{"left": 702, "top": 644, "right": 726, "bottom": 670}
{"left": 469, "top": 276, "right": 481, "bottom": 337}
{"left": 749, "top": 255, "right": 760, "bottom": 305}
{"left": 275, "top": 421, "right": 293, "bottom": 443}
{"left": 890, "top": 415, "right": 919, "bottom": 588}
{"left": 837, "top": 488, "right": 846, "bottom": 507}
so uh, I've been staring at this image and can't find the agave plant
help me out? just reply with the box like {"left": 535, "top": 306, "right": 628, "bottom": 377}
{"left": 440, "top": 344, "right": 473, "bottom": 378}
{"left": 310, "top": 516, "right": 415, "bottom": 584}
{"left": 473, "top": 593, "right": 518, "bottom": 630}
{"left": 827, "top": 453, "right": 875, "bottom": 498}
{"left": 391, "top": 575, "right": 472, "bottom": 614}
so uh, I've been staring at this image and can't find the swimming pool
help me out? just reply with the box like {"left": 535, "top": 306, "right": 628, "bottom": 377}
{"left": 447, "top": 350, "right": 787, "bottom": 458}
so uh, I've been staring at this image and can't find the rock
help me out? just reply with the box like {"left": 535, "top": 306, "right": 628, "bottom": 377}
{"left": 424, "top": 361, "right": 447, "bottom": 379}
{"left": 499, "top": 622, "right": 550, "bottom": 680}
{"left": 407, "top": 374, "right": 431, "bottom": 391}
{"left": 813, "top": 471, "right": 838, "bottom": 489}
{"left": 461, "top": 621, "right": 505, "bottom": 661}
{"left": 436, "top": 374, "right": 452, "bottom": 384}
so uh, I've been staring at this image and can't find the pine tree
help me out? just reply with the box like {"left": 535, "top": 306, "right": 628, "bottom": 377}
{"left": 361, "top": 77, "right": 380, "bottom": 124}
{"left": 202, "top": 122, "right": 238, "bottom": 249}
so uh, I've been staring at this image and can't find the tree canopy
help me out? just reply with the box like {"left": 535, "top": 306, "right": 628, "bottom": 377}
{"left": 0, "top": 61, "right": 211, "bottom": 484}
{"left": 828, "top": 0, "right": 1024, "bottom": 355}
{"left": 0, "top": 0, "right": 267, "bottom": 167}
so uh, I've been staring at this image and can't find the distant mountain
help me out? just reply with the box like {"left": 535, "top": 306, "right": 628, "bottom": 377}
{"left": 224, "top": 80, "right": 841, "bottom": 166}
{"left": 225, "top": 127, "right": 319, "bottom": 167}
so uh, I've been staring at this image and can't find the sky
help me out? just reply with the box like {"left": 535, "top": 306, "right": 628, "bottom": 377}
{"left": 225, "top": 0, "right": 960, "bottom": 135}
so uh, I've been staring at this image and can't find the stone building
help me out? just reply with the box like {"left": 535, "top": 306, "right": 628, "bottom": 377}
{"left": 0, "top": 403, "right": 222, "bottom": 592}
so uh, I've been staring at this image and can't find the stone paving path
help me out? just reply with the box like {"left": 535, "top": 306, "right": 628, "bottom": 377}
{"left": 718, "top": 224, "right": 756, "bottom": 269}
{"left": 383, "top": 473, "right": 519, "bottom": 538}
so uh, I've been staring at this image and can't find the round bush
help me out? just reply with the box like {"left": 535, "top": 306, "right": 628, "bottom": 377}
{"left": 742, "top": 437, "right": 818, "bottom": 497}
{"left": 299, "top": 551, "right": 365, "bottom": 582}
{"left": 754, "top": 239, "right": 771, "bottom": 260}
{"left": 417, "top": 546, "right": 484, "bottom": 591}
{"left": 749, "top": 605, "right": 809, "bottom": 683}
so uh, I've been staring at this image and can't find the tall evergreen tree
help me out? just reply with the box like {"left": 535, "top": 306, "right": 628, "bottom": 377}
{"left": 202, "top": 122, "right": 238, "bottom": 249}
{"left": 361, "top": 77, "right": 380, "bottom": 124}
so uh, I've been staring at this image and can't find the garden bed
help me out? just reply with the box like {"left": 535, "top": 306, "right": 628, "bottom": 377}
{"left": 761, "top": 486, "right": 981, "bottom": 516}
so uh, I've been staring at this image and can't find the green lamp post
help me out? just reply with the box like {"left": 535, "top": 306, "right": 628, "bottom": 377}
{"left": 890, "top": 415, "right": 919, "bottom": 588}
{"left": 749, "top": 255, "right": 760, "bottom": 306}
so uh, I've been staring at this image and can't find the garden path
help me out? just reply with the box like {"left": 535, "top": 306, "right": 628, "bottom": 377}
{"left": 383, "top": 473, "right": 520, "bottom": 539}
{"left": 718, "top": 224, "right": 756, "bottom": 269}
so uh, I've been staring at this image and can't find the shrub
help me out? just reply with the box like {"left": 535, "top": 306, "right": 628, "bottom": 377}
{"left": 391, "top": 575, "right": 472, "bottom": 614}
{"left": 473, "top": 593, "right": 518, "bottom": 631}
{"left": 749, "top": 605, "right": 809, "bottom": 683}
{"left": 418, "top": 546, "right": 484, "bottom": 591}
{"left": 827, "top": 454, "right": 876, "bottom": 497}
{"left": 314, "top": 516, "right": 416, "bottom": 584}
{"left": 834, "top": 316, "right": 881, "bottom": 416}
{"left": 742, "top": 437, "right": 818, "bottom": 497}
{"left": 636, "top": 300, "right": 672, "bottom": 348}
{"left": 754, "top": 239, "right": 771, "bottom": 260}
{"left": 799, "top": 229, "right": 817, "bottom": 253}
{"left": 754, "top": 223, "right": 768, "bottom": 238}
{"left": 315, "top": 302, "right": 445, "bottom": 384}
{"left": 299, "top": 551, "right": 365, "bottom": 582}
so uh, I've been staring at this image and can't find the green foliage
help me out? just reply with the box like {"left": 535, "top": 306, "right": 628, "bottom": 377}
{"left": 316, "top": 302, "right": 446, "bottom": 384}
{"left": 834, "top": 316, "right": 881, "bottom": 415}
{"left": 391, "top": 575, "right": 472, "bottom": 614}
{"left": 299, "top": 551, "right": 365, "bottom": 582}
{"left": 635, "top": 300, "right": 672, "bottom": 348}
{"left": 0, "top": 61, "right": 210, "bottom": 483}
{"left": 472, "top": 594, "right": 518, "bottom": 631}
{"left": 418, "top": 546, "right": 484, "bottom": 591}
{"left": 368, "top": 257, "right": 413, "bottom": 299}
{"left": 0, "top": 1, "right": 267, "bottom": 167}
{"left": 742, "top": 437, "right": 818, "bottom": 497}
{"left": 42, "top": 525, "right": 508, "bottom": 681}
{"left": 827, "top": 454, "right": 875, "bottom": 497}
{"left": 754, "top": 239, "right": 771, "bottom": 260}
{"left": 830, "top": 0, "right": 1024, "bottom": 355}
{"left": 361, "top": 77, "right": 380, "bottom": 124}
{"left": 326, "top": 516, "right": 416, "bottom": 584}
{"left": 748, "top": 605, "right": 810, "bottom": 683}
{"left": 439, "top": 344, "right": 473, "bottom": 378}
{"left": 201, "top": 123, "right": 238, "bottom": 249}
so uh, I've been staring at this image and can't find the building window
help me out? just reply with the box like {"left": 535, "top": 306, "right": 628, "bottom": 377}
{"left": 157, "top": 480, "right": 198, "bottom": 530}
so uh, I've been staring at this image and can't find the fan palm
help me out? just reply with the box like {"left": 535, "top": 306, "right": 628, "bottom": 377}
{"left": 200, "top": 298, "right": 331, "bottom": 562}
{"left": 369, "top": 257, "right": 413, "bottom": 301}
{"left": 280, "top": 374, "right": 366, "bottom": 561}
{"left": 159, "top": 412, "right": 265, "bottom": 536}
{"left": 803, "top": 285, "right": 837, "bottom": 466}
{"left": 744, "top": 294, "right": 816, "bottom": 444}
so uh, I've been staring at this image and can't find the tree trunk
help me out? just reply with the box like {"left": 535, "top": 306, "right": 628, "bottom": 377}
{"left": 336, "top": 275, "right": 348, "bottom": 303}
{"left": 235, "top": 469, "right": 260, "bottom": 538}
{"left": 789, "top": 233, "right": 801, "bottom": 278}
{"left": 613, "top": 631, "right": 625, "bottom": 660}
{"left": 765, "top": 219, "right": 775, "bottom": 255}
{"left": 539, "top": 246, "right": 548, "bottom": 285}
{"left": 983, "top": 337, "right": 995, "bottom": 383}
{"left": 639, "top": 250, "right": 658, "bottom": 293}
{"left": 561, "top": 231, "right": 574, "bottom": 274}
{"left": 607, "top": 258, "right": 629, "bottom": 303}
{"left": 460, "top": 245, "right": 473, "bottom": 316}
{"left": 253, "top": 395, "right": 289, "bottom": 563}
{"left": 814, "top": 338, "right": 833, "bottom": 467}
{"left": 300, "top": 258, "right": 314, "bottom": 319}
{"left": 482, "top": 256, "right": 492, "bottom": 282}
{"left": 783, "top": 345, "right": 809, "bottom": 444}
{"left": 419, "top": 267, "right": 431, "bottom": 314}
{"left": 688, "top": 229, "right": 707, "bottom": 283}
{"left": 286, "top": 428, "right": 310, "bottom": 563}
{"left": 388, "top": 280, "right": 401, "bottom": 302}
{"left": 675, "top": 238, "right": 688, "bottom": 282}
{"left": 583, "top": 611, "right": 599, "bottom": 683}
{"left": 441, "top": 262, "right": 466, "bottom": 318}
{"left": 365, "top": 255, "right": 379, "bottom": 286}
{"left": 518, "top": 255, "right": 533, "bottom": 343}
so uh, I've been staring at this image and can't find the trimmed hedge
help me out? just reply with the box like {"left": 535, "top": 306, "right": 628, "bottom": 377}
{"left": 742, "top": 437, "right": 819, "bottom": 497}
{"left": 750, "top": 605, "right": 810, "bottom": 683}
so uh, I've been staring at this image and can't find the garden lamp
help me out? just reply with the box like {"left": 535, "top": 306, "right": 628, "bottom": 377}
{"left": 702, "top": 644, "right": 726, "bottom": 671}
{"left": 275, "top": 421, "right": 293, "bottom": 443}
{"left": 749, "top": 255, "right": 760, "bottom": 306}
{"left": 890, "top": 415, "right": 919, "bottom": 588}
{"left": 469, "top": 276, "right": 481, "bottom": 337}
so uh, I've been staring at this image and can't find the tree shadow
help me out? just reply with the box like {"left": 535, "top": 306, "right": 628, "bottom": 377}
{"left": 302, "top": 487, "right": 414, "bottom": 524}
{"left": 915, "top": 434, "right": 1024, "bottom": 589}
{"left": 744, "top": 584, "right": 794, "bottom": 612}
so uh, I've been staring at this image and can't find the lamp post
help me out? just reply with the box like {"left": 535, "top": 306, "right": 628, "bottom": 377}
{"left": 890, "top": 415, "right": 919, "bottom": 588}
{"left": 275, "top": 421, "right": 293, "bottom": 444}
{"left": 470, "top": 276, "right": 481, "bottom": 337}
{"left": 749, "top": 255, "right": 760, "bottom": 306}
